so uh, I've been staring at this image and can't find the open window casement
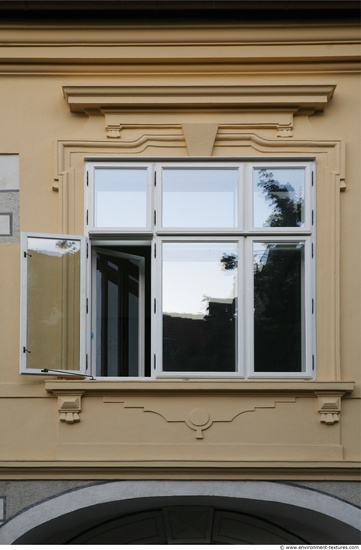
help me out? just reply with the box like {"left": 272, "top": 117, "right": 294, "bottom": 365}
{"left": 20, "top": 233, "right": 87, "bottom": 375}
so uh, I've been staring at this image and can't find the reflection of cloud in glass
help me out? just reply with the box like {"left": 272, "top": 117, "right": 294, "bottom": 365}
{"left": 162, "top": 242, "right": 237, "bottom": 317}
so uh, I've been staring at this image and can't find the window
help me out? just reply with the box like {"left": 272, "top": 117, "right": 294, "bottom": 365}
{"left": 20, "top": 234, "right": 86, "bottom": 373}
{"left": 21, "top": 160, "right": 315, "bottom": 378}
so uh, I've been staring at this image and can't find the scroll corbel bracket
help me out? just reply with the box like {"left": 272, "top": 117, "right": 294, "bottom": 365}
{"left": 316, "top": 393, "right": 343, "bottom": 425}
{"left": 58, "top": 395, "right": 82, "bottom": 424}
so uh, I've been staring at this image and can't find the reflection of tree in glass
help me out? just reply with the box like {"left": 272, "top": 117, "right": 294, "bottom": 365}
{"left": 218, "top": 170, "right": 303, "bottom": 372}
{"left": 255, "top": 170, "right": 303, "bottom": 371}
{"left": 220, "top": 253, "right": 237, "bottom": 271}
{"left": 164, "top": 171, "right": 304, "bottom": 373}
{"left": 257, "top": 168, "right": 303, "bottom": 227}
{"left": 55, "top": 240, "right": 78, "bottom": 253}
{"left": 253, "top": 243, "right": 302, "bottom": 372}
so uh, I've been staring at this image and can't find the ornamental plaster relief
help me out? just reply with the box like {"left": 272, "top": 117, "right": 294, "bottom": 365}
{"left": 48, "top": 391, "right": 345, "bottom": 462}
{"left": 103, "top": 395, "right": 296, "bottom": 440}
{"left": 53, "top": 389, "right": 348, "bottom": 433}
{"left": 52, "top": 393, "right": 350, "bottom": 429}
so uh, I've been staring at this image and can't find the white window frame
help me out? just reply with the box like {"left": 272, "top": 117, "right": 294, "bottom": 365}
{"left": 156, "top": 161, "right": 244, "bottom": 234}
{"left": 86, "top": 161, "right": 154, "bottom": 234}
{"left": 85, "top": 159, "right": 315, "bottom": 380}
{"left": 154, "top": 236, "right": 244, "bottom": 379}
{"left": 246, "top": 161, "right": 313, "bottom": 234}
{"left": 245, "top": 236, "right": 314, "bottom": 379}
{"left": 20, "top": 232, "right": 87, "bottom": 375}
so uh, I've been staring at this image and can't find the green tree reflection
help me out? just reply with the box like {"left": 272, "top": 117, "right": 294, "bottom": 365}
{"left": 220, "top": 170, "right": 304, "bottom": 372}
{"left": 254, "top": 170, "right": 303, "bottom": 372}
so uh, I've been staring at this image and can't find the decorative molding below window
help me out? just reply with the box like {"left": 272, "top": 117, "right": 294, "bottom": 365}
{"left": 102, "top": 396, "right": 296, "bottom": 440}
{"left": 46, "top": 380, "right": 354, "bottom": 426}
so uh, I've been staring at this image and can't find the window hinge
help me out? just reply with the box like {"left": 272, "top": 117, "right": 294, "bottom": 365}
{"left": 312, "top": 298, "right": 314, "bottom": 314}
{"left": 86, "top": 209, "right": 89, "bottom": 225}
{"left": 154, "top": 243, "right": 156, "bottom": 258}
{"left": 86, "top": 354, "right": 88, "bottom": 371}
{"left": 86, "top": 171, "right": 89, "bottom": 186}
{"left": 86, "top": 298, "right": 89, "bottom": 314}
{"left": 86, "top": 242, "right": 89, "bottom": 259}
{"left": 312, "top": 171, "right": 314, "bottom": 187}
{"left": 154, "top": 172, "right": 157, "bottom": 187}
{"left": 154, "top": 298, "right": 156, "bottom": 314}
{"left": 154, "top": 210, "right": 156, "bottom": 225}
{"left": 154, "top": 354, "right": 156, "bottom": 370}
{"left": 311, "top": 243, "right": 314, "bottom": 258}
{"left": 312, "top": 210, "right": 314, "bottom": 225}
{"left": 312, "top": 354, "right": 315, "bottom": 371}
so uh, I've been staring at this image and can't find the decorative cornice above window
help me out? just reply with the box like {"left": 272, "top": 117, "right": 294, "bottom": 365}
{"left": 63, "top": 84, "right": 336, "bottom": 141}
{"left": 63, "top": 85, "right": 335, "bottom": 116}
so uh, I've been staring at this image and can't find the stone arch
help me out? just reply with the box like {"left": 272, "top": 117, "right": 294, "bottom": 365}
{"left": 0, "top": 481, "right": 360, "bottom": 544}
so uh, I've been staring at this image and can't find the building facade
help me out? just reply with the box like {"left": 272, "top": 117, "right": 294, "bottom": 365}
{"left": 0, "top": 0, "right": 360, "bottom": 544}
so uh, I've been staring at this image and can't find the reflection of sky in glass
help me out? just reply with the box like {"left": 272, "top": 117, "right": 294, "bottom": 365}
{"left": 163, "top": 242, "right": 237, "bottom": 316}
{"left": 95, "top": 168, "right": 147, "bottom": 228}
{"left": 162, "top": 169, "right": 238, "bottom": 228}
{"left": 253, "top": 168, "right": 305, "bottom": 227}
{"left": 28, "top": 238, "right": 80, "bottom": 256}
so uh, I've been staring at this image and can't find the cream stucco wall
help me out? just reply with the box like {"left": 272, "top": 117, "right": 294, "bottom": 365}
{"left": 0, "top": 21, "right": 359, "bottom": 481}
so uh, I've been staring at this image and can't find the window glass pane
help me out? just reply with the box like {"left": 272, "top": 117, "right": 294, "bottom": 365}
{"left": 95, "top": 252, "right": 142, "bottom": 377}
{"left": 95, "top": 168, "right": 147, "bottom": 228}
{"left": 162, "top": 168, "right": 238, "bottom": 228}
{"left": 253, "top": 168, "right": 305, "bottom": 228}
{"left": 162, "top": 242, "right": 238, "bottom": 372}
{"left": 26, "top": 237, "right": 81, "bottom": 370}
{"left": 253, "top": 241, "right": 305, "bottom": 372}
